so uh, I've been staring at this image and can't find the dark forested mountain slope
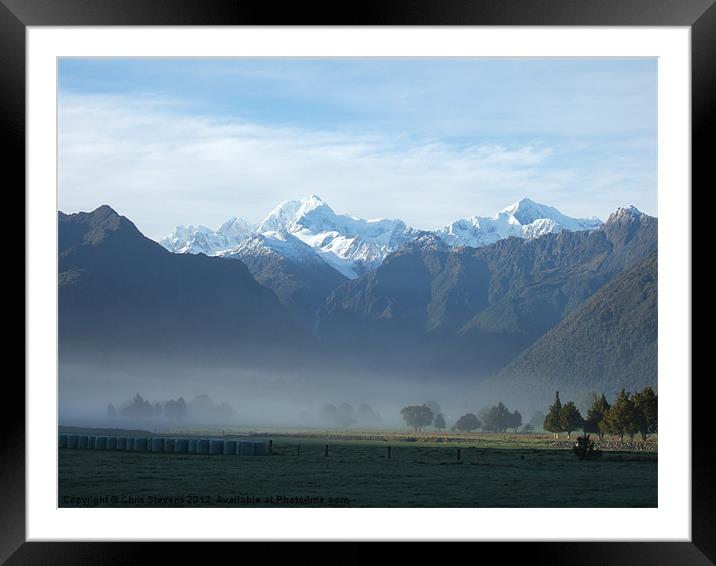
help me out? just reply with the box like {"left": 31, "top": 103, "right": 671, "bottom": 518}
{"left": 482, "top": 251, "right": 657, "bottom": 407}
{"left": 316, "top": 207, "right": 657, "bottom": 378}
{"left": 224, "top": 233, "right": 348, "bottom": 328}
{"left": 59, "top": 206, "right": 310, "bottom": 368}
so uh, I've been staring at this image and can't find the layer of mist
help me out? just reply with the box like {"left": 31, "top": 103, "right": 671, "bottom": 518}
{"left": 59, "top": 360, "right": 548, "bottom": 432}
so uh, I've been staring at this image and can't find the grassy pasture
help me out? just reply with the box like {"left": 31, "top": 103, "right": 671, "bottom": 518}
{"left": 58, "top": 429, "right": 657, "bottom": 508}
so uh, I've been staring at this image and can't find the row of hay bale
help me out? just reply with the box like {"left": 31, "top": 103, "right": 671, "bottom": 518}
{"left": 58, "top": 434, "right": 267, "bottom": 456}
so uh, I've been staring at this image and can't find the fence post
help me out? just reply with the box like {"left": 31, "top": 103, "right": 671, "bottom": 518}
{"left": 457, "top": 448, "right": 461, "bottom": 461}
{"left": 325, "top": 444, "right": 328, "bottom": 457}
{"left": 269, "top": 440, "right": 273, "bottom": 455}
{"left": 387, "top": 446, "right": 391, "bottom": 459}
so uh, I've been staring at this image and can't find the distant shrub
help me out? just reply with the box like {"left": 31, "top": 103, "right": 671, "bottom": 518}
{"left": 572, "top": 434, "right": 602, "bottom": 460}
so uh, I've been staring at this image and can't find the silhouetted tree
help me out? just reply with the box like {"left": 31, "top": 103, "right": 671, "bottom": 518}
{"left": 120, "top": 394, "right": 155, "bottom": 419}
{"left": 604, "top": 389, "right": 639, "bottom": 442}
{"left": 400, "top": 405, "right": 434, "bottom": 432}
{"left": 633, "top": 386, "right": 658, "bottom": 441}
{"left": 508, "top": 410, "right": 522, "bottom": 432}
{"left": 106, "top": 404, "right": 116, "bottom": 418}
{"left": 559, "top": 402, "right": 584, "bottom": 439}
{"left": 452, "top": 413, "right": 481, "bottom": 432}
{"left": 479, "top": 402, "right": 522, "bottom": 432}
{"left": 544, "top": 391, "right": 563, "bottom": 439}
{"left": 481, "top": 402, "right": 510, "bottom": 432}
{"left": 584, "top": 393, "right": 610, "bottom": 441}
{"left": 434, "top": 413, "right": 446, "bottom": 431}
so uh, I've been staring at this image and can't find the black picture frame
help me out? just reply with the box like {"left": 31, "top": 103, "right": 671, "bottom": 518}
{"left": 7, "top": 0, "right": 709, "bottom": 563}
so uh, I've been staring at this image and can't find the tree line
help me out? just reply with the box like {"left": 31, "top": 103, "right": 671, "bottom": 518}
{"left": 400, "top": 401, "right": 522, "bottom": 433}
{"left": 107, "top": 393, "right": 235, "bottom": 422}
{"left": 398, "top": 387, "right": 657, "bottom": 441}
{"left": 543, "top": 388, "right": 657, "bottom": 442}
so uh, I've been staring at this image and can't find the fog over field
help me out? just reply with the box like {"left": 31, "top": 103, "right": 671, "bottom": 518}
{"left": 59, "top": 359, "right": 525, "bottom": 430}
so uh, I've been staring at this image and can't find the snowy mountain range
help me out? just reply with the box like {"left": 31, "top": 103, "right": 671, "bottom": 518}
{"left": 159, "top": 216, "right": 257, "bottom": 256}
{"left": 435, "top": 198, "right": 602, "bottom": 248}
{"left": 159, "top": 196, "right": 604, "bottom": 279}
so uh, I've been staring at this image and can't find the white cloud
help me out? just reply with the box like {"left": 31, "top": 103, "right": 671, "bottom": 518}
{"left": 58, "top": 92, "right": 651, "bottom": 240}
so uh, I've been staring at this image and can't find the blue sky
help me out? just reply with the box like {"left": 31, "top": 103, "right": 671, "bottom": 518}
{"left": 58, "top": 58, "right": 657, "bottom": 239}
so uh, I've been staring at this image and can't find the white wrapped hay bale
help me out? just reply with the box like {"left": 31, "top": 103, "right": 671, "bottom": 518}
{"left": 126, "top": 437, "right": 135, "bottom": 451}
{"left": 67, "top": 435, "right": 78, "bottom": 449}
{"left": 77, "top": 435, "right": 88, "bottom": 449}
{"left": 187, "top": 439, "right": 197, "bottom": 454}
{"left": 106, "top": 437, "right": 117, "bottom": 450}
{"left": 209, "top": 440, "right": 223, "bottom": 455}
{"left": 95, "top": 436, "right": 108, "bottom": 450}
{"left": 87, "top": 436, "right": 96, "bottom": 449}
{"left": 223, "top": 440, "right": 237, "bottom": 455}
{"left": 196, "top": 439, "right": 210, "bottom": 454}
{"left": 59, "top": 434, "right": 67, "bottom": 449}
{"left": 116, "top": 437, "right": 127, "bottom": 450}
{"left": 163, "top": 439, "right": 176, "bottom": 453}
{"left": 254, "top": 442, "right": 267, "bottom": 456}
{"left": 238, "top": 441, "right": 254, "bottom": 456}
{"left": 174, "top": 439, "right": 188, "bottom": 454}
{"left": 134, "top": 437, "right": 148, "bottom": 451}
{"left": 151, "top": 438, "right": 164, "bottom": 453}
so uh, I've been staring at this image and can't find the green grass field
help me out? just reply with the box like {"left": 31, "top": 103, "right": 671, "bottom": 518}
{"left": 58, "top": 430, "right": 657, "bottom": 508}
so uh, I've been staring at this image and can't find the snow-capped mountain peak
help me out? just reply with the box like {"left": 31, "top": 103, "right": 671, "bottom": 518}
{"left": 217, "top": 216, "right": 256, "bottom": 237}
{"left": 160, "top": 216, "right": 254, "bottom": 255}
{"left": 301, "top": 193, "right": 329, "bottom": 213}
{"left": 258, "top": 194, "right": 334, "bottom": 234}
{"left": 500, "top": 197, "right": 562, "bottom": 224}
{"left": 608, "top": 205, "right": 645, "bottom": 224}
{"left": 435, "top": 198, "right": 603, "bottom": 248}
{"left": 252, "top": 195, "right": 417, "bottom": 278}
{"left": 499, "top": 197, "right": 602, "bottom": 228}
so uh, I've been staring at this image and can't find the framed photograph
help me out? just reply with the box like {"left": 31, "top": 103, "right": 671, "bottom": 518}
{"left": 10, "top": 0, "right": 709, "bottom": 562}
